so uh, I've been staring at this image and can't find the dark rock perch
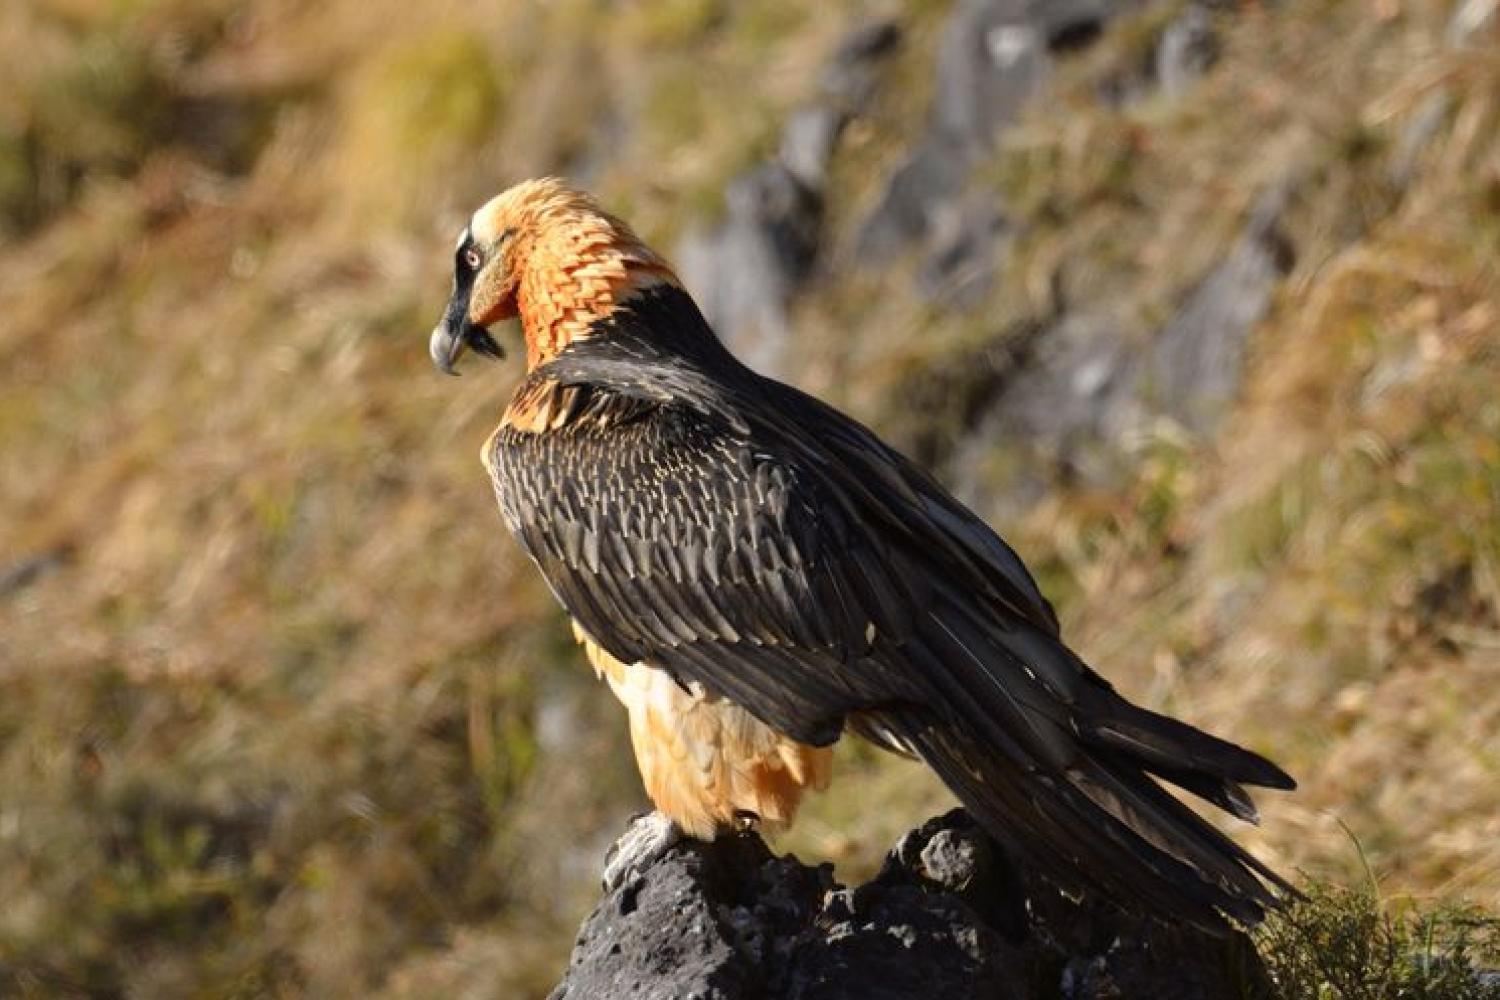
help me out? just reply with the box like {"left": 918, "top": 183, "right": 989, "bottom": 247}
{"left": 548, "top": 810, "right": 1268, "bottom": 1000}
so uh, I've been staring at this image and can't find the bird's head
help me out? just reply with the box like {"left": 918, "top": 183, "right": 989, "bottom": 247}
{"left": 429, "top": 177, "right": 679, "bottom": 374}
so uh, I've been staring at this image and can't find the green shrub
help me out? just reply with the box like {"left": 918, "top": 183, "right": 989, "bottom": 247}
{"left": 1258, "top": 882, "right": 1500, "bottom": 1000}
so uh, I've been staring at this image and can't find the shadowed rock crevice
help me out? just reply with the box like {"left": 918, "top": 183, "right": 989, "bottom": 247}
{"left": 549, "top": 810, "right": 1269, "bottom": 1000}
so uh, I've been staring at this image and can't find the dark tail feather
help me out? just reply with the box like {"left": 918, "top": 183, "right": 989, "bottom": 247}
{"left": 997, "top": 616, "right": 1296, "bottom": 798}
{"left": 873, "top": 597, "right": 1297, "bottom": 929}
{"left": 1139, "top": 762, "right": 1262, "bottom": 823}
{"left": 874, "top": 707, "right": 1285, "bottom": 933}
{"left": 1080, "top": 701, "right": 1295, "bottom": 826}
{"left": 1089, "top": 701, "right": 1297, "bottom": 792}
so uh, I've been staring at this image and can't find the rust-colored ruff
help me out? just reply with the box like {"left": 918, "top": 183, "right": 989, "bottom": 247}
{"left": 468, "top": 178, "right": 679, "bottom": 372}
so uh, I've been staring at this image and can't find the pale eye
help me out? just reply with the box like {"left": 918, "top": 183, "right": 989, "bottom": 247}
{"left": 463, "top": 247, "right": 483, "bottom": 271}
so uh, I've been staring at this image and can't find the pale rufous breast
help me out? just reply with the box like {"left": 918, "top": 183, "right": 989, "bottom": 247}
{"left": 571, "top": 623, "right": 832, "bottom": 840}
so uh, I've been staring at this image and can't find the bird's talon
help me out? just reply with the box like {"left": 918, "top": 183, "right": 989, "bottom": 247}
{"left": 602, "top": 811, "right": 682, "bottom": 893}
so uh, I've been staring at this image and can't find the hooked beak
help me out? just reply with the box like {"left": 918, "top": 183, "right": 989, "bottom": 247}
{"left": 429, "top": 291, "right": 505, "bottom": 376}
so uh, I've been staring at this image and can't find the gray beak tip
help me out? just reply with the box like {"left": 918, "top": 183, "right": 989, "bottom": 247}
{"left": 430, "top": 323, "right": 462, "bottom": 376}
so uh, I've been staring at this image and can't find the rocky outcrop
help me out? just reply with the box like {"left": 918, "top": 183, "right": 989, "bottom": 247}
{"left": 548, "top": 810, "right": 1268, "bottom": 1000}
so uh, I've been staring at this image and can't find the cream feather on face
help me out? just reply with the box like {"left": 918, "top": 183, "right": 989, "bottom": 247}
{"left": 463, "top": 192, "right": 522, "bottom": 329}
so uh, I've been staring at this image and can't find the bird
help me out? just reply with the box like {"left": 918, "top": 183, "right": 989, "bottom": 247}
{"left": 428, "top": 177, "right": 1296, "bottom": 930}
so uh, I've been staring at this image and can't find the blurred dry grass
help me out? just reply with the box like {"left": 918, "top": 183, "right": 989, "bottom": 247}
{"left": 0, "top": 0, "right": 1496, "bottom": 996}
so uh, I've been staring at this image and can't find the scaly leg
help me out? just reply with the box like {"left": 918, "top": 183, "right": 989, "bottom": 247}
{"left": 602, "top": 811, "right": 682, "bottom": 892}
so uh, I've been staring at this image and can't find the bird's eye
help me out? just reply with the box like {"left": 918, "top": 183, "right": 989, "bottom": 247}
{"left": 463, "top": 247, "right": 483, "bottom": 271}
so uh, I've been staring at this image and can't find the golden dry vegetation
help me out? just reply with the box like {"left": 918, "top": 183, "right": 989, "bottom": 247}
{"left": 1, "top": 0, "right": 1497, "bottom": 996}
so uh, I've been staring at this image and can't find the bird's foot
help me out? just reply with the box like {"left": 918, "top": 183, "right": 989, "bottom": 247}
{"left": 602, "top": 811, "right": 682, "bottom": 893}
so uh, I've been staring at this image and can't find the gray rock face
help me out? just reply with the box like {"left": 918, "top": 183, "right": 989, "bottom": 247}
{"left": 548, "top": 810, "right": 1267, "bottom": 1000}
{"left": 678, "top": 166, "right": 821, "bottom": 375}
{"left": 857, "top": 0, "right": 1118, "bottom": 278}
{"left": 1156, "top": 5, "right": 1219, "bottom": 98}
{"left": 677, "top": 20, "right": 900, "bottom": 375}
{"left": 917, "top": 194, "right": 1013, "bottom": 308}
{"left": 898, "top": 178, "right": 1294, "bottom": 519}
{"left": 942, "top": 310, "right": 1140, "bottom": 512}
{"left": 1145, "top": 183, "right": 1293, "bottom": 435}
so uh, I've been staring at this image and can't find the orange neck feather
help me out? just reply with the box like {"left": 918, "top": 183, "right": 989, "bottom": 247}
{"left": 513, "top": 211, "right": 679, "bottom": 370}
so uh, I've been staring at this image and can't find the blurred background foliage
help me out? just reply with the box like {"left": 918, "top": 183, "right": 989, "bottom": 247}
{"left": 0, "top": 0, "right": 1497, "bottom": 995}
